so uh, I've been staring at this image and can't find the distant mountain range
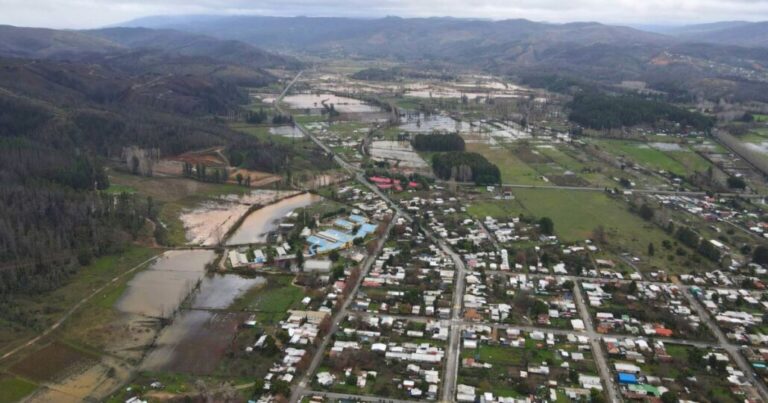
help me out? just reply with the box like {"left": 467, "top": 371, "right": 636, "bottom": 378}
{"left": 4, "top": 16, "right": 768, "bottom": 103}
{"left": 113, "top": 15, "right": 768, "bottom": 102}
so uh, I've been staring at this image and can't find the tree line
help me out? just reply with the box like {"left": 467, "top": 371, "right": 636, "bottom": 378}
{"left": 411, "top": 133, "right": 465, "bottom": 152}
{"left": 431, "top": 152, "right": 501, "bottom": 185}
{"left": 568, "top": 91, "right": 715, "bottom": 131}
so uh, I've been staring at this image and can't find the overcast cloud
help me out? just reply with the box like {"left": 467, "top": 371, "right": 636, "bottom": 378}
{"left": 2, "top": 0, "right": 768, "bottom": 29}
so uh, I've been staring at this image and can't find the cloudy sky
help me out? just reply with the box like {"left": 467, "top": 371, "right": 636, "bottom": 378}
{"left": 2, "top": 0, "right": 768, "bottom": 29}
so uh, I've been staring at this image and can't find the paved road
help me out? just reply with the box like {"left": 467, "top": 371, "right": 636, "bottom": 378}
{"left": 573, "top": 281, "right": 622, "bottom": 402}
{"left": 275, "top": 70, "right": 763, "bottom": 403}
{"left": 439, "top": 241, "right": 467, "bottom": 402}
{"left": 278, "top": 70, "right": 470, "bottom": 402}
{"left": 290, "top": 215, "right": 399, "bottom": 403}
{"left": 680, "top": 285, "right": 768, "bottom": 400}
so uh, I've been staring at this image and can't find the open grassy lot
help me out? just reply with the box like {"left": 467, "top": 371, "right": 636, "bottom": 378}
{"left": 0, "top": 375, "right": 37, "bottom": 402}
{"left": 467, "top": 143, "right": 544, "bottom": 185}
{"left": 468, "top": 189, "right": 658, "bottom": 241}
{"left": 467, "top": 189, "right": 686, "bottom": 272}
{"left": 590, "top": 139, "right": 711, "bottom": 176}
{"left": 229, "top": 275, "right": 305, "bottom": 324}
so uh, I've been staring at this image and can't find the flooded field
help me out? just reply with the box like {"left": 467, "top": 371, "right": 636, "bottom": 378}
{"left": 141, "top": 310, "right": 243, "bottom": 375}
{"left": 180, "top": 189, "right": 298, "bottom": 246}
{"left": 483, "top": 121, "right": 531, "bottom": 142}
{"left": 269, "top": 125, "right": 304, "bottom": 138}
{"left": 651, "top": 142, "right": 685, "bottom": 151}
{"left": 283, "top": 93, "right": 381, "bottom": 113}
{"left": 369, "top": 140, "right": 429, "bottom": 169}
{"left": 399, "top": 113, "right": 472, "bottom": 134}
{"left": 141, "top": 274, "right": 263, "bottom": 374}
{"left": 404, "top": 86, "right": 521, "bottom": 99}
{"left": 115, "top": 250, "right": 215, "bottom": 318}
{"left": 745, "top": 141, "right": 768, "bottom": 154}
{"left": 227, "top": 192, "right": 322, "bottom": 245}
{"left": 190, "top": 275, "right": 266, "bottom": 310}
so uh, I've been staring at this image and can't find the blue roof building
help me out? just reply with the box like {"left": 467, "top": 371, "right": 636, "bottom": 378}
{"left": 617, "top": 373, "right": 638, "bottom": 384}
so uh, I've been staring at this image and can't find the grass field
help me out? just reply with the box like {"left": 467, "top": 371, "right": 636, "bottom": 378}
{"left": 591, "top": 139, "right": 711, "bottom": 176}
{"left": 467, "top": 143, "right": 544, "bottom": 185}
{"left": 467, "top": 189, "right": 680, "bottom": 270}
{"left": 0, "top": 375, "right": 37, "bottom": 402}
{"left": 229, "top": 276, "right": 304, "bottom": 324}
{"left": 104, "top": 183, "right": 137, "bottom": 195}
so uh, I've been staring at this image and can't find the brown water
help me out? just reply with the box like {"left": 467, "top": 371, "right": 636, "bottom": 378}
{"left": 115, "top": 250, "right": 215, "bottom": 318}
{"left": 283, "top": 93, "right": 381, "bottom": 113}
{"left": 140, "top": 275, "right": 264, "bottom": 374}
{"left": 180, "top": 190, "right": 297, "bottom": 246}
{"left": 190, "top": 275, "right": 266, "bottom": 309}
{"left": 226, "top": 192, "right": 322, "bottom": 245}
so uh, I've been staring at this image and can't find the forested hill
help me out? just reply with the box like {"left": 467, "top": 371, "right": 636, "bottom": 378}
{"left": 0, "top": 41, "right": 296, "bottom": 295}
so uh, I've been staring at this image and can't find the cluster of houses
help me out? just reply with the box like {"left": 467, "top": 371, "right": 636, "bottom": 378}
{"left": 584, "top": 281, "right": 699, "bottom": 338}
{"left": 458, "top": 327, "right": 602, "bottom": 402}
{"left": 336, "top": 186, "right": 393, "bottom": 221}
{"left": 603, "top": 336, "right": 759, "bottom": 400}
{"left": 353, "top": 242, "right": 455, "bottom": 319}
{"left": 313, "top": 313, "right": 448, "bottom": 399}
{"left": 369, "top": 176, "right": 421, "bottom": 192}
{"left": 692, "top": 286, "right": 768, "bottom": 345}
{"left": 253, "top": 310, "right": 331, "bottom": 397}
{"left": 654, "top": 193, "right": 768, "bottom": 241}
{"left": 306, "top": 121, "right": 365, "bottom": 163}
{"left": 481, "top": 216, "right": 531, "bottom": 243}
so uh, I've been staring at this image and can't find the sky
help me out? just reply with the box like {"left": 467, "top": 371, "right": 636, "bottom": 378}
{"left": 2, "top": 0, "right": 768, "bottom": 29}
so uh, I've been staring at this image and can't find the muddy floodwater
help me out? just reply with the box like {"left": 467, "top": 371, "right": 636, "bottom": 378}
{"left": 115, "top": 250, "right": 215, "bottom": 318}
{"left": 141, "top": 274, "right": 265, "bottom": 374}
{"left": 191, "top": 275, "right": 266, "bottom": 309}
{"left": 226, "top": 192, "right": 322, "bottom": 245}
{"left": 180, "top": 190, "right": 298, "bottom": 246}
{"left": 283, "top": 93, "right": 381, "bottom": 113}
